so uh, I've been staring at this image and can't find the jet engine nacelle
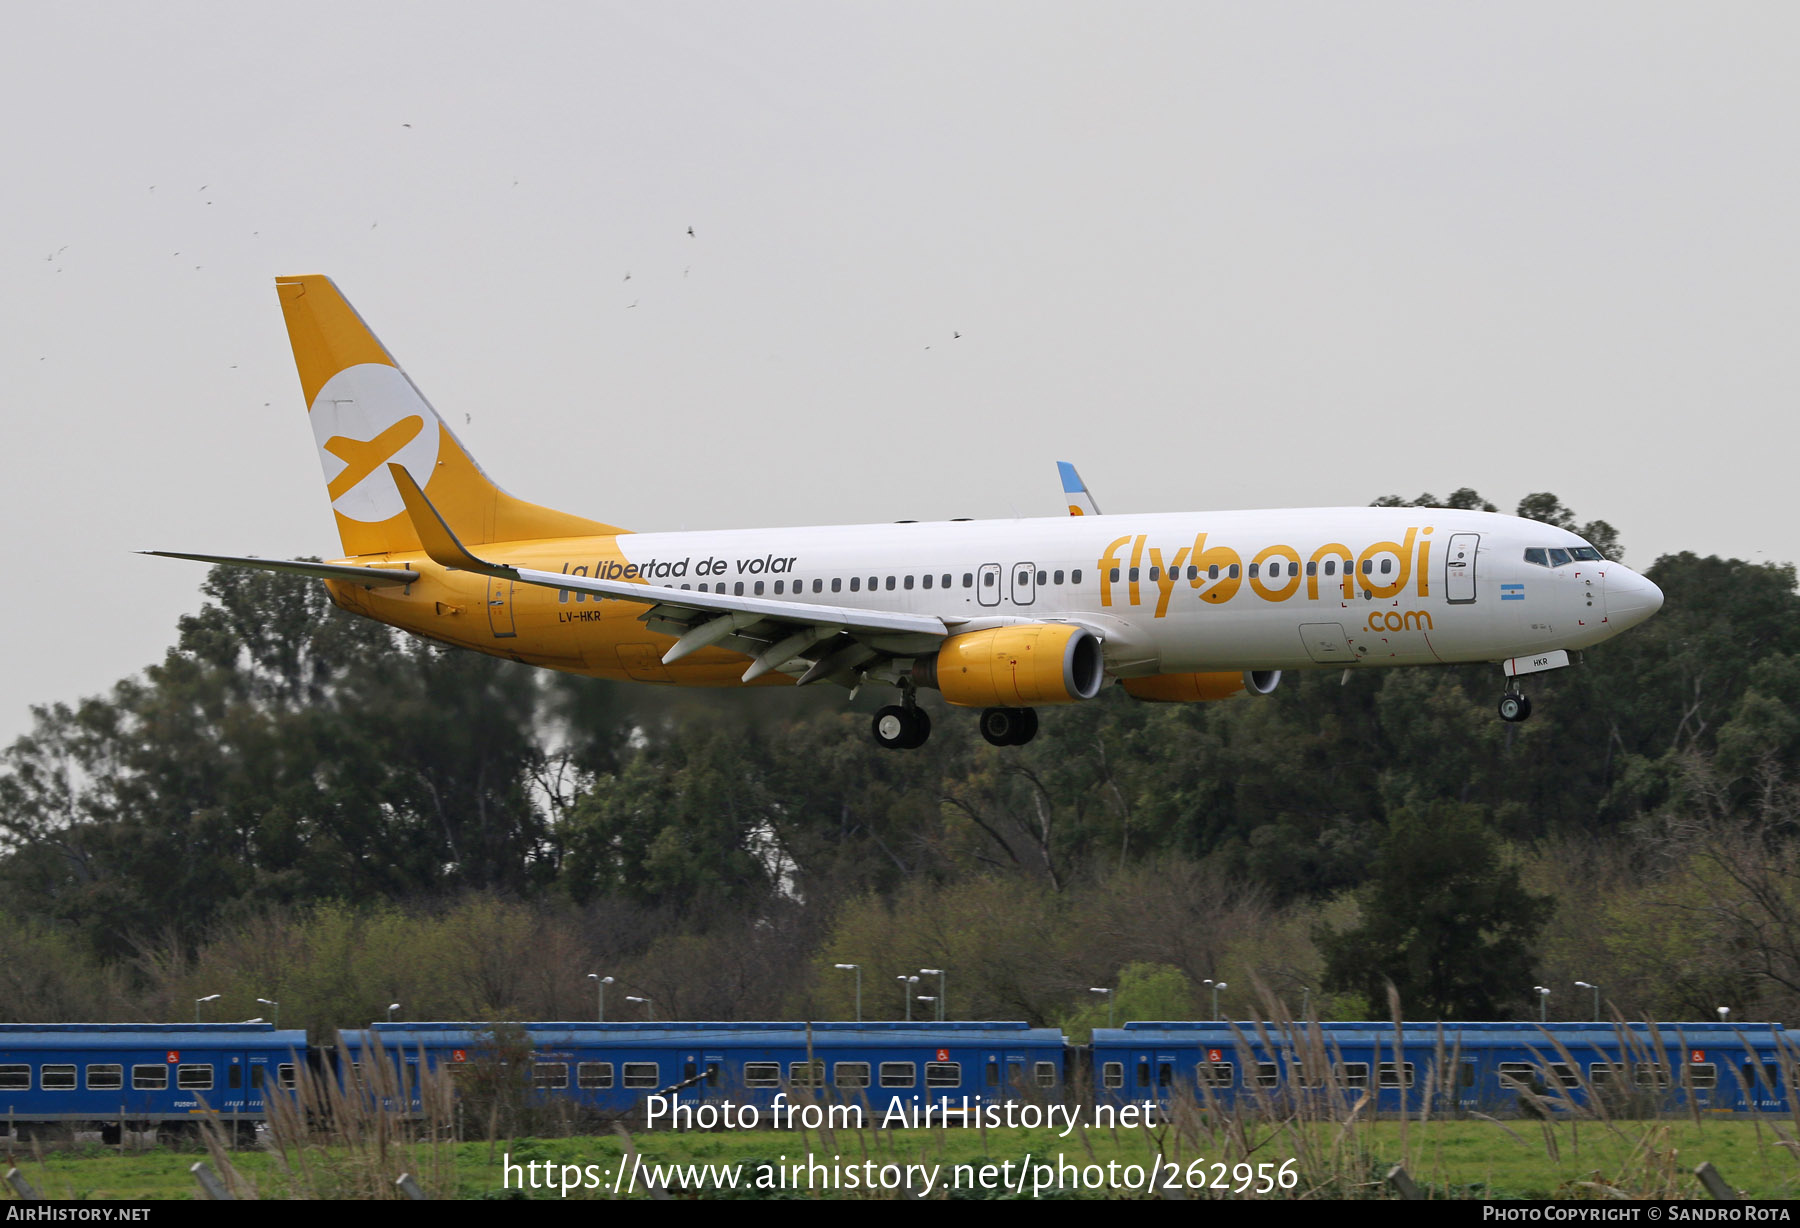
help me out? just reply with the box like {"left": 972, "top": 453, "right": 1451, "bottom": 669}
{"left": 915, "top": 624, "right": 1106, "bottom": 707}
{"left": 1121, "top": 670, "right": 1281, "bottom": 703}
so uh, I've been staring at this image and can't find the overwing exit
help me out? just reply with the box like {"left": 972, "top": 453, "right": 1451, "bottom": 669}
{"left": 146, "top": 276, "right": 1664, "bottom": 749}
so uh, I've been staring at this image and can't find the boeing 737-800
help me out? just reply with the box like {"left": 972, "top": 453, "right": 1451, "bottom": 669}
{"left": 147, "top": 276, "right": 1665, "bottom": 749}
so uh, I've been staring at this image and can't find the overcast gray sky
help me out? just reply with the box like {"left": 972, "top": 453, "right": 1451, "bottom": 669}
{"left": 3, "top": 3, "right": 1795, "bottom": 745}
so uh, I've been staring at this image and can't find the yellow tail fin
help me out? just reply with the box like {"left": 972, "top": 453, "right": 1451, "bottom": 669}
{"left": 277, "top": 275, "right": 624, "bottom": 557}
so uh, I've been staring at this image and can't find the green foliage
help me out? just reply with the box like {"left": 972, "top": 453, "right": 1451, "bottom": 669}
{"left": 1316, "top": 803, "right": 1553, "bottom": 1018}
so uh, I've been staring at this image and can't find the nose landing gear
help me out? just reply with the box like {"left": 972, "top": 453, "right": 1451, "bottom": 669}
{"left": 1498, "top": 690, "right": 1533, "bottom": 723}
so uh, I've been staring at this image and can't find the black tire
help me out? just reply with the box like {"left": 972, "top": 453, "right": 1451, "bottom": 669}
{"left": 1011, "top": 707, "right": 1039, "bottom": 745}
{"left": 1498, "top": 694, "right": 1525, "bottom": 722}
{"left": 980, "top": 707, "right": 1017, "bottom": 747}
{"left": 1516, "top": 694, "right": 1533, "bottom": 721}
{"left": 872, "top": 705, "right": 918, "bottom": 750}
{"left": 905, "top": 707, "right": 932, "bottom": 749}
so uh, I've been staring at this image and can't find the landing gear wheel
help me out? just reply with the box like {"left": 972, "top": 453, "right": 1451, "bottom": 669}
{"left": 873, "top": 705, "right": 917, "bottom": 750}
{"left": 1498, "top": 693, "right": 1532, "bottom": 723}
{"left": 979, "top": 707, "right": 1039, "bottom": 747}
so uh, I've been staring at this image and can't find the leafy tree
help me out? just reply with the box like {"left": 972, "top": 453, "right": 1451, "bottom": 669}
{"left": 1316, "top": 803, "right": 1552, "bottom": 1018}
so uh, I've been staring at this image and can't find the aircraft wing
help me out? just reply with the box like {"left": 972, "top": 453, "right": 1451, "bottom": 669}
{"left": 138, "top": 550, "right": 420, "bottom": 586}
{"left": 388, "top": 464, "right": 950, "bottom": 684}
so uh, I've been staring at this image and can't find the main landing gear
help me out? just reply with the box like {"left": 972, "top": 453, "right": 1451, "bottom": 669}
{"left": 872, "top": 702, "right": 932, "bottom": 750}
{"left": 979, "top": 706, "right": 1039, "bottom": 747}
{"left": 1498, "top": 690, "right": 1533, "bottom": 723}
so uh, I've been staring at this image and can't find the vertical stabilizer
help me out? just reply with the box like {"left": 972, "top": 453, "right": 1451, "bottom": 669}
{"left": 276, "top": 275, "right": 623, "bottom": 557}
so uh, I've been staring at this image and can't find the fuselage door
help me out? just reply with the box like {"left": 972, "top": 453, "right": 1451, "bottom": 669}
{"left": 977, "top": 563, "right": 1002, "bottom": 608}
{"left": 487, "top": 576, "right": 518, "bottom": 637}
{"left": 1011, "top": 562, "right": 1037, "bottom": 606}
{"left": 1445, "top": 533, "right": 1479, "bottom": 605}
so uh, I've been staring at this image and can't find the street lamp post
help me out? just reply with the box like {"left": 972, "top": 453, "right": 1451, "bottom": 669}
{"left": 387, "top": 1002, "right": 401, "bottom": 1022}
{"left": 1212, "top": 981, "right": 1228, "bottom": 1020}
{"left": 835, "top": 964, "right": 862, "bottom": 1023}
{"left": 1574, "top": 981, "right": 1600, "bottom": 1023}
{"left": 587, "top": 974, "right": 614, "bottom": 1022}
{"left": 921, "top": 969, "right": 946, "bottom": 1022}
{"left": 626, "top": 995, "right": 655, "bottom": 1022}
{"left": 195, "top": 994, "right": 220, "bottom": 1023}
{"left": 1534, "top": 986, "right": 1551, "bottom": 1023}
{"left": 1090, "top": 987, "right": 1114, "bottom": 1029}
{"left": 897, "top": 975, "right": 919, "bottom": 1021}
{"left": 257, "top": 998, "right": 280, "bottom": 1028}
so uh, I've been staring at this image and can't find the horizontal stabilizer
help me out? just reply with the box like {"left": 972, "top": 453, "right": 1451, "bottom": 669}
{"left": 139, "top": 550, "right": 419, "bottom": 586}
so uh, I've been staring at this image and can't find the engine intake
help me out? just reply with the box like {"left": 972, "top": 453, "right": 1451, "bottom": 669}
{"left": 916, "top": 624, "right": 1106, "bottom": 707}
{"left": 1122, "top": 669, "right": 1282, "bottom": 703}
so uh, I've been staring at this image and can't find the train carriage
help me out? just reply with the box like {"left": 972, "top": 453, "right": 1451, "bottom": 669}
{"left": 337, "top": 1020, "right": 1066, "bottom": 1122}
{"left": 0, "top": 1023, "right": 308, "bottom": 1141}
{"left": 1089, "top": 1021, "right": 1795, "bottom": 1117}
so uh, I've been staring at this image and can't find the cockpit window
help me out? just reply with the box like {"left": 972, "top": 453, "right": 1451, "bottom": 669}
{"left": 1524, "top": 548, "right": 1548, "bottom": 567}
{"left": 1569, "top": 547, "right": 1603, "bottom": 562}
{"left": 1527, "top": 545, "right": 1606, "bottom": 567}
{"left": 1547, "top": 548, "right": 1571, "bottom": 567}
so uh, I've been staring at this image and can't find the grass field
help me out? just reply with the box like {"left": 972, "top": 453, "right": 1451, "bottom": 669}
{"left": 7, "top": 1114, "right": 1800, "bottom": 1200}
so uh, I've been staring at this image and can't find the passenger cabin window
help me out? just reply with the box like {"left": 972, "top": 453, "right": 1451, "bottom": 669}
{"left": 1197, "top": 1061, "right": 1234, "bottom": 1089}
{"left": 534, "top": 1063, "right": 569, "bottom": 1090}
{"left": 1377, "top": 1062, "right": 1414, "bottom": 1088}
{"left": 1255, "top": 1062, "right": 1280, "bottom": 1088}
{"left": 578, "top": 1062, "right": 613, "bottom": 1089}
{"left": 744, "top": 1062, "right": 782, "bottom": 1087}
{"left": 925, "top": 1062, "right": 961, "bottom": 1087}
{"left": 0, "top": 1065, "right": 30, "bottom": 1090}
{"left": 834, "top": 1062, "right": 871, "bottom": 1088}
{"left": 623, "top": 1063, "right": 660, "bottom": 1089}
{"left": 832, "top": 578, "right": 842, "bottom": 592}
{"left": 1686, "top": 1063, "right": 1718, "bottom": 1090}
{"left": 1102, "top": 1062, "right": 1124, "bottom": 1089}
{"left": 879, "top": 1062, "right": 916, "bottom": 1088}
{"left": 1035, "top": 1061, "right": 1057, "bottom": 1087}
{"left": 40, "top": 1064, "right": 76, "bottom": 1091}
{"left": 1071, "top": 569, "right": 1082, "bottom": 584}
{"left": 1337, "top": 1063, "right": 1370, "bottom": 1089}
{"left": 177, "top": 1064, "right": 213, "bottom": 1090}
{"left": 791, "top": 1061, "right": 825, "bottom": 1088}
{"left": 850, "top": 577, "right": 860, "bottom": 592}
{"left": 87, "top": 1064, "right": 124, "bottom": 1091}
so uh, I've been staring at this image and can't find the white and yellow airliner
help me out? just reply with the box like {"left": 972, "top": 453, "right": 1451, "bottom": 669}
{"left": 148, "top": 276, "right": 1665, "bottom": 749}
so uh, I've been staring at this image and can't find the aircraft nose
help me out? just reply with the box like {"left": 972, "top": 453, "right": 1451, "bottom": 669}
{"left": 1609, "top": 567, "right": 1664, "bottom": 630}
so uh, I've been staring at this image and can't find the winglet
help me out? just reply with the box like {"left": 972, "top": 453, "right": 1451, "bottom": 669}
{"left": 1058, "top": 461, "right": 1102, "bottom": 516}
{"left": 388, "top": 463, "right": 516, "bottom": 579}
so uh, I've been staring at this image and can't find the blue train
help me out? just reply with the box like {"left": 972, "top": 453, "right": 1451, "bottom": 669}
{"left": 0, "top": 1023, "right": 306, "bottom": 1141}
{"left": 1091, "top": 1021, "right": 1796, "bottom": 1116}
{"left": 337, "top": 1021, "right": 1068, "bottom": 1124}
{"left": 1, "top": 1018, "right": 1792, "bottom": 1140}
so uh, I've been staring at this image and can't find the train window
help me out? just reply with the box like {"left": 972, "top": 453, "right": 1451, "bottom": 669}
{"left": 577, "top": 1063, "right": 613, "bottom": 1090}
{"left": 1634, "top": 1064, "right": 1671, "bottom": 1089}
{"left": 177, "top": 1065, "right": 213, "bottom": 1090}
{"left": 986, "top": 1061, "right": 998, "bottom": 1086}
{"left": 1293, "top": 1062, "right": 1325, "bottom": 1089}
{"left": 533, "top": 1063, "right": 569, "bottom": 1090}
{"left": 683, "top": 1061, "right": 697, "bottom": 1081}
{"left": 1337, "top": 1063, "right": 1370, "bottom": 1089}
{"left": 1102, "top": 1062, "right": 1124, "bottom": 1089}
{"left": 228, "top": 1065, "right": 242, "bottom": 1090}
{"left": 1036, "top": 1062, "right": 1057, "bottom": 1088}
{"left": 1137, "top": 1061, "right": 1150, "bottom": 1086}
{"left": 1460, "top": 1063, "right": 1476, "bottom": 1087}
{"left": 0, "top": 1065, "right": 28, "bottom": 1090}
{"left": 705, "top": 1063, "right": 721, "bottom": 1088}
{"left": 1197, "top": 1061, "right": 1234, "bottom": 1089}
{"left": 1157, "top": 1062, "right": 1173, "bottom": 1088}
{"left": 834, "top": 1062, "right": 871, "bottom": 1089}
{"left": 744, "top": 1063, "right": 782, "bottom": 1087}
{"left": 1377, "top": 1062, "right": 1415, "bottom": 1089}
{"left": 926, "top": 1063, "right": 961, "bottom": 1087}
{"left": 133, "top": 1065, "right": 167, "bottom": 1091}
{"left": 879, "top": 1062, "right": 916, "bottom": 1088}
{"left": 1255, "top": 1062, "right": 1280, "bottom": 1089}
{"left": 1548, "top": 1063, "right": 1580, "bottom": 1089}
{"left": 250, "top": 1066, "right": 265, "bottom": 1090}
{"left": 790, "top": 1061, "right": 825, "bottom": 1088}
{"left": 622, "top": 1063, "right": 659, "bottom": 1089}
{"left": 1498, "top": 1063, "right": 1539, "bottom": 1091}
{"left": 278, "top": 1064, "right": 298, "bottom": 1090}
{"left": 39, "top": 1064, "right": 75, "bottom": 1091}
{"left": 1686, "top": 1064, "right": 1718, "bottom": 1090}
{"left": 1590, "top": 1062, "right": 1627, "bottom": 1086}
{"left": 87, "top": 1064, "right": 124, "bottom": 1091}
